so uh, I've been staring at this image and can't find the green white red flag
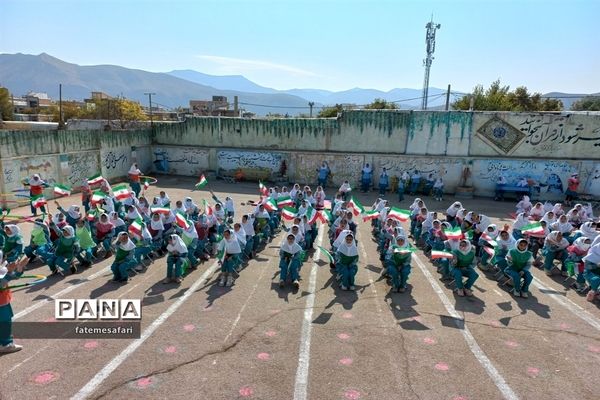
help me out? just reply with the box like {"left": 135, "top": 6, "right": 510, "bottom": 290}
{"left": 281, "top": 206, "right": 297, "bottom": 221}
{"left": 521, "top": 222, "right": 544, "bottom": 235}
{"left": 53, "top": 184, "right": 71, "bottom": 197}
{"left": 150, "top": 206, "right": 171, "bottom": 215}
{"left": 430, "top": 250, "right": 454, "bottom": 260}
{"left": 31, "top": 194, "right": 47, "bottom": 208}
{"left": 175, "top": 212, "right": 191, "bottom": 229}
{"left": 443, "top": 226, "right": 462, "bottom": 240}
{"left": 277, "top": 195, "right": 294, "bottom": 208}
{"left": 87, "top": 173, "right": 104, "bottom": 186}
{"left": 348, "top": 196, "right": 365, "bottom": 216}
{"left": 112, "top": 184, "right": 130, "bottom": 201}
{"left": 195, "top": 174, "right": 208, "bottom": 190}
{"left": 128, "top": 218, "right": 143, "bottom": 238}
{"left": 387, "top": 207, "right": 411, "bottom": 222}
{"left": 362, "top": 210, "right": 380, "bottom": 222}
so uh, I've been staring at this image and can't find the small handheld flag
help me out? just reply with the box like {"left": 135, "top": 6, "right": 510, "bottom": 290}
{"left": 195, "top": 174, "right": 208, "bottom": 190}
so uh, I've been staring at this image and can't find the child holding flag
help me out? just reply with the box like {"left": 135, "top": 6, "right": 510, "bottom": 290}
{"left": 110, "top": 232, "right": 137, "bottom": 283}
{"left": 217, "top": 229, "right": 242, "bottom": 287}
{"left": 164, "top": 234, "right": 188, "bottom": 284}
{"left": 335, "top": 233, "right": 359, "bottom": 291}
{"left": 505, "top": 239, "right": 533, "bottom": 298}
{"left": 75, "top": 218, "right": 97, "bottom": 268}
{"left": 385, "top": 236, "right": 412, "bottom": 293}
{"left": 279, "top": 234, "right": 303, "bottom": 289}
{"left": 128, "top": 163, "right": 143, "bottom": 197}
{"left": 583, "top": 242, "right": 600, "bottom": 302}
{"left": 543, "top": 231, "right": 569, "bottom": 276}
{"left": 451, "top": 240, "right": 479, "bottom": 297}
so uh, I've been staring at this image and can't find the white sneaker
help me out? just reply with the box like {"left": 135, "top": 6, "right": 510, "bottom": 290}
{"left": 293, "top": 280, "right": 300, "bottom": 289}
{"left": 0, "top": 343, "right": 23, "bottom": 353}
{"left": 520, "top": 291, "right": 529, "bottom": 299}
{"left": 226, "top": 276, "right": 234, "bottom": 287}
{"left": 513, "top": 289, "right": 521, "bottom": 297}
{"left": 340, "top": 285, "right": 348, "bottom": 290}
{"left": 349, "top": 285, "right": 355, "bottom": 291}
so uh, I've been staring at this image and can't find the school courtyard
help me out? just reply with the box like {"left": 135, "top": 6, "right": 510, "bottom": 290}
{"left": 1, "top": 176, "right": 599, "bottom": 400}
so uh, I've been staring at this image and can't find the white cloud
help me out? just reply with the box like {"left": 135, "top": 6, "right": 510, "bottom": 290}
{"left": 195, "top": 54, "right": 317, "bottom": 77}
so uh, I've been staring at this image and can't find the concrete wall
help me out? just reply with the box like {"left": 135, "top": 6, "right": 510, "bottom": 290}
{"left": 1, "top": 110, "right": 599, "bottom": 207}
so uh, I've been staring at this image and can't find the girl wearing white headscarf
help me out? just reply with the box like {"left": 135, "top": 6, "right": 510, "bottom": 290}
{"left": 583, "top": 242, "right": 600, "bottom": 302}
{"left": 541, "top": 211, "right": 556, "bottom": 226}
{"left": 109, "top": 211, "right": 126, "bottom": 235}
{"left": 335, "top": 233, "right": 359, "bottom": 291}
{"left": 516, "top": 195, "right": 532, "bottom": 215}
{"left": 48, "top": 225, "right": 79, "bottom": 275}
{"left": 279, "top": 233, "right": 303, "bottom": 288}
{"left": 184, "top": 197, "right": 200, "bottom": 219}
{"left": 529, "top": 202, "right": 544, "bottom": 221}
{"left": 550, "top": 215, "right": 574, "bottom": 243}
{"left": 128, "top": 163, "right": 142, "bottom": 197}
{"left": 241, "top": 214, "right": 257, "bottom": 258}
{"left": 576, "top": 221, "right": 598, "bottom": 241}
{"left": 111, "top": 232, "right": 136, "bottom": 282}
{"left": 125, "top": 204, "right": 142, "bottom": 223}
{"left": 552, "top": 203, "right": 564, "bottom": 217}
{"left": 446, "top": 201, "right": 462, "bottom": 226}
{"left": 385, "top": 235, "right": 412, "bottom": 292}
{"left": 164, "top": 234, "right": 188, "bottom": 284}
{"left": 479, "top": 224, "right": 499, "bottom": 269}
{"left": 217, "top": 229, "right": 242, "bottom": 287}
{"left": 55, "top": 202, "right": 81, "bottom": 227}
{"left": 148, "top": 213, "right": 165, "bottom": 253}
{"left": 0, "top": 224, "right": 24, "bottom": 264}
{"left": 512, "top": 213, "right": 529, "bottom": 240}
{"left": 543, "top": 231, "right": 569, "bottom": 275}
{"left": 505, "top": 239, "right": 533, "bottom": 298}
{"left": 567, "top": 237, "right": 592, "bottom": 291}
{"left": 132, "top": 220, "right": 153, "bottom": 270}
{"left": 451, "top": 239, "right": 479, "bottom": 297}
{"left": 178, "top": 222, "right": 200, "bottom": 269}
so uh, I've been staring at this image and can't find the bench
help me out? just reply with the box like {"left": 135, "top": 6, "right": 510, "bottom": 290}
{"left": 495, "top": 184, "right": 532, "bottom": 201}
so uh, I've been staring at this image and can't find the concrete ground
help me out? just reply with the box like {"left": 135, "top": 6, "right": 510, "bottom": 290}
{"left": 1, "top": 176, "right": 599, "bottom": 400}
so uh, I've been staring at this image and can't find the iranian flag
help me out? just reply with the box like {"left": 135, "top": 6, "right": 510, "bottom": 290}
{"left": 263, "top": 198, "right": 278, "bottom": 212}
{"left": 175, "top": 212, "right": 191, "bottom": 229}
{"left": 348, "top": 196, "right": 365, "bottom": 216}
{"left": 143, "top": 179, "right": 150, "bottom": 190}
{"left": 31, "top": 194, "right": 47, "bottom": 208}
{"left": 318, "top": 209, "right": 332, "bottom": 224}
{"left": 195, "top": 174, "right": 208, "bottom": 190}
{"left": 481, "top": 233, "right": 498, "bottom": 247}
{"left": 463, "top": 230, "right": 474, "bottom": 240}
{"left": 305, "top": 206, "right": 319, "bottom": 224}
{"left": 259, "top": 181, "right": 269, "bottom": 196}
{"left": 53, "top": 184, "right": 71, "bottom": 197}
{"left": 281, "top": 206, "right": 298, "bottom": 221}
{"left": 203, "top": 199, "right": 213, "bottom": 216}
{"left": 112, "top": 184, "right": 130, "bottom": 201}
{"left": 323, "top": 200, "right": 332, "bottom": 210}
{"left": 150, "top": 206, "right": 171, "bottom": 215}
{"left": 443, "top": 226, "right": 462, "bottom": 240}
{"left": 277, "top": 195, "right": 294, "bottom": 208}
{"left": 317, "top": 246, "right": 335, "bottom": 263}
{"left": 392, "top": 245, "right": 416, "bottom": 255}
{"left": 88, "top": 173, "right": 104, "bottom": 186}
{"left": 388, "top": 207, "right": 411, "bottom": 222}
{"left": 128, "top": 218, "right": 143, "bottom": 238}
{"left": 87, "top": 208, "right": 101, "bottom": 221}
{"left": 90, "top": 191, "right": 106, "bottom": 205}
{"left": 362, "top": 210, "right": 380, "bottom": 222}
{"left": 483, "top": 246, "right": 496, "bottom": 257}
{"left": 521, "top": 222, "right": 544, "bottom": 235}
{"left": 431, "top": 250, "right": 454, "bottom": 260}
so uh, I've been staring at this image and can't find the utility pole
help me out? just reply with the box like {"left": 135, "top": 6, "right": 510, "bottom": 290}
{"left": 421, "top": 16, "right": 441, "bottom": 110}
{"left": 308, "top": 101, "right": 315, "bottom": 118}
{"left": 445, "top": 84, "right": 451, "bottom": 111}
{"left": 58, "top": 83, "right": 65, "bottom": 129}
{"left": 144, "top": 92, "right": 156, "bottom": 128}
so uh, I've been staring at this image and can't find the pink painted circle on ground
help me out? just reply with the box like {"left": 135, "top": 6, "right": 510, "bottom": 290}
{"left": 83, "top": 340, "right": 99, "bottom": 350}
{"left": 342, "top": 312, "right": 353, "bottom": 319}
{"left": 410, "top": 316, "right": 423, "bottom": 322}
{"left": 269, "top": 309, "right": 281, "bottom": 315}
{"left": 559, "top": 323, "right": 570, "bottom": 330}
{"left": 339, "top": 357, "right": 353, "bottom": 366}
{"left": 265, "top": 330, "right": 277, "bottom": 337}
{"left": 164, "top": 345, "right": 177, "bottom": 354}
{"left": 44, "top": 317, "right": 56, "bottom": 323}
{"left": 490, "top": 320, "right": 501, "bottom": 328}
{"left": 239, "top": 386, "right": 254, "bottom": 397}
{"left": 527, "top": 367, "right": 540, "bottom": 376}
{"left": 423, "top": 337, "right": 437, "bottom": 345}
{"left": 588, "top": 345, "right": 600, "bottom": 353}
{"left": 344, "top": 389, "right": 361, "bottom": 400}
{"left": 435, "top": 362, "right": 449, "bottom": 371}
{"left": 183, "top": 324, "right": 195, "bottom": 332}
{"left": 135, "top": 377, "right": 154, "bottom": 389}
{"left": 452, "top": 396, "right": 468, "bottom": 400}
{"left": 505, "top": 341, "right": 519, "bottom": 348}
{"left": 32, "top": 371, "right": 59, "bottom": 385}
{"left": 337, "top": 333, "right": 351, "bottom": 340}
{"left": 257, "top": 352, "right": 271, "bottom": 361}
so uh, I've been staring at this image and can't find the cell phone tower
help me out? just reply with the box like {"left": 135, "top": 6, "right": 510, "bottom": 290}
{"left": 421, "top": 16, "right": 441, "bottom": 110}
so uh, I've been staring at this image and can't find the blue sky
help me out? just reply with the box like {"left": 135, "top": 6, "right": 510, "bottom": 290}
{"left": 1, "top": 0, "right": 598, "bottom": 93}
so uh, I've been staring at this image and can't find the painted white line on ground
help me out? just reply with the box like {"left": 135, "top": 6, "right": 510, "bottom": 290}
{"left": 493, "top": 289, "right": 505, "bottom": 297}
{"left": 531, "top": 277, "right": 600, "bottom": 331}
{"left": 14, "top": 266, "right": 111, "bottom": 320}
{"left": 212, "top": 259, "right": 269, "bottom": 366}
{"left": 70, "top": 261, "right": 221, "bottom": 400}
{"left": 293, "top": 226, "right": 324, "bottom": 400}
{"left": 412, "top": 254, "right": 519, "bottom": 400}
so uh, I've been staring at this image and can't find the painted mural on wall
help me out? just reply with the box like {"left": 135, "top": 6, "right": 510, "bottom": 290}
{"left": 67, "top": 152, "right": 100, "bottom": 188}
{"left": 101, "top": 147, "right": 131, "bottom": 180}
{"left": 293, "top": 154, "right": 364, "bottom": 186}
{"left": 2, "top": 156, "right": 58, "bottom": 193}
{"left": 217, "top": 150, "right": 285, "bottom": 173}
{"left": 583, "top": 163, "right": 600, "bottom": 197}
{"left": 472, "top": 159, "right": 580, "bottom": 199}
{"left": 375, "top": 157, "right": 464, "bottom": 187}
{"left": 153, "top": 147, "right": 209, "bottom": 176}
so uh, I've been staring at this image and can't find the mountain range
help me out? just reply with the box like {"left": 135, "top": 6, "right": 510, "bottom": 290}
{"left": 0, "top": 53, "right": 595, "bottom": 115}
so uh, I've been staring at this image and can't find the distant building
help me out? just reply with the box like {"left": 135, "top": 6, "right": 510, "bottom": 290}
{"left": 190, "top": 96, "right": 237, "bottom": 117}
{"left": 25, "top": 92, "right": 52, "bottom": 108}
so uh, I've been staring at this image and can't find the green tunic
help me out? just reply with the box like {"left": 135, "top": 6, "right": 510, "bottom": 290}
{"left": 76, "top": 226, "right": 96, "bottom": 250}
{"left": 507, "top": 249, "right": 532, "bottom": 271}
{"left": 452, "top": 249, "right": 475, "bottom": 268}
{"left": 31, "top": 227, "right": 48, "bottom": 246}
{"left": 55, "top": 237, "right": 76, "bottom": 258}
{"left": 114, "top": 247, "right": 130, "bottom": 263}
{"left": 338, "top": 254, "right": 358, "bottom": 265}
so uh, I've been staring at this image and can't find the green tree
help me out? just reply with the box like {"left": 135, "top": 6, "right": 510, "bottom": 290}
{"left": 79, "top": 98, "right": 147, "bottom": 128}
{"left": 571, "top": 96, "right": 600, "bottom": 111}
{"left": 0, "top": 87, "right": 14, "bottom": 121}
{"left": 363, "top": 98, "right": 398, "bottom": 110}
{"left": 317, "top": 104, "right": 344, "bottom": 118}
{"left": 452, "top": 80, "right": 563, "bottom": 111}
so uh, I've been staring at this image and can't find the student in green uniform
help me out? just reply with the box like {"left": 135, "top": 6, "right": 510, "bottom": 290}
{"left": 505, "top": 239, "right": 533, "bottom": 298}
{"left": 451, "top": 239, "right": 479, "bottom": 297}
